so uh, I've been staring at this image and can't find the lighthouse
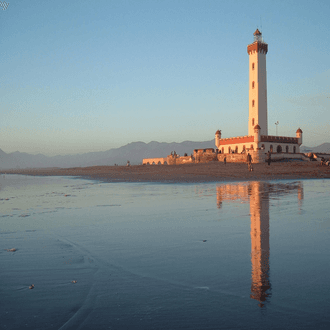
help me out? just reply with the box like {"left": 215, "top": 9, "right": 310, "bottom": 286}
{"left": 144, "top": 29, "right": 303, "bottom": 166}
{"left": 247, "top": 29, "right": 268, "bottom": 136}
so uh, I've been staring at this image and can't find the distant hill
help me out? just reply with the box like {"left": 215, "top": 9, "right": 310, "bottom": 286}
{"left": 300, "top": 143, "right": 330, "bottom": 154}
{"left": 300, "top": 145, "right": 312, "bottom": 153}
{"left": 309, "top": 143, "right": 330, "bottom": 154}
{"left": 0, "top": 140, "right": 215, "bottom": 169}
{"left": 1, "top": 141, "right": 329, "bottom": 170}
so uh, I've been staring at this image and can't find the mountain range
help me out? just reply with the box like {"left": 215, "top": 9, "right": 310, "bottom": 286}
{"left": 0, "top": 141, "right": 329, "bottom": 169}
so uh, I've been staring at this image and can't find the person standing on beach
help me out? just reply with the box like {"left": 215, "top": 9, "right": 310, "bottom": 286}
{"left": 247, "top": 153, "right": 253, "bottom": 171}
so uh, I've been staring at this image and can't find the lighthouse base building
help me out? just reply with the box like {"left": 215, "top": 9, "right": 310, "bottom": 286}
{"left": 214, "top": 127, "right": 303, "bottom": 164}
{"left": 213, "top": 29, "right": 303, "bottom": 164}
{"left": 143, "top": 29, "right": 304, "bottom": 165}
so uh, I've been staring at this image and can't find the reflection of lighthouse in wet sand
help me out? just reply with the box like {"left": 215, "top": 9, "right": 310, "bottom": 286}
{"left": 216, "top": 181, "right": 304, "bottom": 307}
{"left": 249, "top": 182, "right": 271, "bottom": 307}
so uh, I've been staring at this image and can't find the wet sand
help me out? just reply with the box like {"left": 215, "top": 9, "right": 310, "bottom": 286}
{"left": 2, "top": 175, "right": 330, "bottom": 329}
{"left": 2, "top": 161, "right": 330, "bottom": 182}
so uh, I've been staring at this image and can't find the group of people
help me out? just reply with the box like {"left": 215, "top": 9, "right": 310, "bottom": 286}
{"left": 321, "top": 157, "right": 330, "bottom": 166}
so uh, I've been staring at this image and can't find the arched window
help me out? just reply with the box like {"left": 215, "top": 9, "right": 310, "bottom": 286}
{"left": 252, "top": 100, "right": 255, "bottom": 107}
{"left": 286, "top": 146, "right": 289, "bottom": 153}
{"left": 222, "top": 147, "right": 224, "bottom": 154}
{"left": 228, "top": 147, "right": 231, "bottom": 154}
{"left": 252, "top": 118, "right": 255, "bottom": 126}
{"left": 235, "top": 146, "right": 238, "bottom": 153}
{"left": 293, "top": 146, "right": 296, "bottom": 154}
{"left": 277, "top": 145, "right": 282, "bottom": 153}
{"left": 250, "top": 144, "right": 254, "bottom": 150}
{"left": 252, "top": 63, "right": 255, "bottom": 70}
{"left": 243, "top": 145, "right": 246, "bottom": 152}
{"left": 270, "top": 145, "right": 273, "bottom": 153}
{"left": 252, "top": 81, "right": 255, "bottom": 89}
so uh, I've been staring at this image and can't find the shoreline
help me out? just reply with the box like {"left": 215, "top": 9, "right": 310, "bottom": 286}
{"left": 1, "top": 162, "right": 330, "bottom": 183}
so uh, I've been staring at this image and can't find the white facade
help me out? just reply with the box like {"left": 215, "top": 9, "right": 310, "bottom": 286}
{"left": 248, "top": 31, "right": 268, "bottom": 136}
{"left": 214, "top": 30, "right": 302, "bottom": 162}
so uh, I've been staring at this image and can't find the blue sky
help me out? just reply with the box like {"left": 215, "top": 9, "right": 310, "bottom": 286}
{"left": 1, "top": 0, "right": 329, "bottom": 156}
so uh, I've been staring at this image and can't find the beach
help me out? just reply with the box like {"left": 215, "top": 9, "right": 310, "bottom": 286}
{"left": 2, "top": 161, "right": 330, "bottom": 183}
{"left": 1, "top": 174, "right": 330, "bottom": 329}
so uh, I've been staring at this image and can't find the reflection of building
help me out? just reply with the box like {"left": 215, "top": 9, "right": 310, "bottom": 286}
{"left": 216, "top": 181, "right": 304, "bottom": 307}
{"left": 249, "top": 182, "right": 271, "bottom": 306}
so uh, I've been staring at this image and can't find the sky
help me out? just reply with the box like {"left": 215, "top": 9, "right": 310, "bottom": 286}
{"left": 1, "top": 0, "right": 329, "bottom": 156}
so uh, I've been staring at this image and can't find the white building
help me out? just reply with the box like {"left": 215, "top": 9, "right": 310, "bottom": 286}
{"left": 215, "top": 29, "right": 302, "bottom": 162}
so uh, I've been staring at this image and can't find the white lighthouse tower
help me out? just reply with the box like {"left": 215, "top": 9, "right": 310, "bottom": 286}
{"left": 247, "top": 29, "right": 268, "bottom": 136}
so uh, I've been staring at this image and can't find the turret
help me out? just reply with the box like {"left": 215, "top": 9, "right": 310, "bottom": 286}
{"left": 215, "top": 130, "right": 221, "bottom": 149}
{"left": 296, "top": 128, "right": 303, "bottom": 145}
{"left": 254, "top": 124, "right": 261, "bottom": 145}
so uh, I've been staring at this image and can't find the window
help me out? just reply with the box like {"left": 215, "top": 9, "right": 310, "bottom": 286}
{"left": 277, "top": 145, "right": 282, "bottom": 153}
{"left": 252, "top": 81, "right": 255, "bottom": 89}
{"left": 235, "top": 146, "right": 238, "bottom": 153}
{"left": 270, "top": 145, "right": 273, "bottom": 152}
{"left": 252, "top": 100, "right": 255, "bottom": 107}
{"left": 293, "top": 146, "right": 296, "bottom": 154}
{"left": 228, "top": 147, "right": 231, "bottom": 153}
{"left": 252, "top": 118, "right": 255, "bottom": 126}
{"left": 286, "top": 146, "right": 289, "bottom": 153}
{"left": 252, "top": 63, "right": 255, "bottom": 70}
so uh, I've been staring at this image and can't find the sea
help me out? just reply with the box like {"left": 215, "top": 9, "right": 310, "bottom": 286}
{"left": 1, "top": 174, "right": 329, "bottom": 330}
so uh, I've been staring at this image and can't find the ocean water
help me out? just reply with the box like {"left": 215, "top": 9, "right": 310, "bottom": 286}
{"left": 0, "top": 175, "right": 329, "bottom": 330}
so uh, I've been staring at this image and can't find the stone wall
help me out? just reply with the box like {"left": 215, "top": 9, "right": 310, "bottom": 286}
{"left": 143, "top": 150, "right": 310, "bottom": 165}
{"left": 270, "top": 153, "right": 311, "bottom": 162}
{"left": 251, "top": 150, "right": 267, "bottom": 163}
{"left": 142, "top": 157, "right": 168, "bottom": 165}
{"left": 194, "top": 151, "right": 217, "bottom": 163}
{"left": 217, "top": 153, "right": 247, "bottom": 163}
{"left": 217, "top": 150, "right": 266, "bottom": 163}
{"left": 174, "top": 156, "right": 194, "bottom": 165}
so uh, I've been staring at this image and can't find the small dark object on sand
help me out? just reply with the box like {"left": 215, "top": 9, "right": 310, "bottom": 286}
{"left": 202, "top": 240, "right": 207, "bottom": 242}
{"left": 29, "top": 284, "right": 35, "bottom": 289}
{"left": 6, "top": 248, "right": 16, "bottom": 252}
{"left": 71, "top": 280, "right": 77, "bottom": 284}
